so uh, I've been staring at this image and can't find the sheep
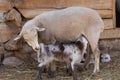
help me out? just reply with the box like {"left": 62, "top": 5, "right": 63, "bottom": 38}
{"left": 14, "top": 6, "right": 104, "bottom": 74}
{"left": 38, "top": 36, "right": 88, "bottom": 80}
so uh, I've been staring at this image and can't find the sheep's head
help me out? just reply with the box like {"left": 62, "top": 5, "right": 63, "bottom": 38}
{"left": 24, "top": 29, "right": 39, "bottom": 51}
{"left": 14, "top": 23, "right": 45, "bottom": 51}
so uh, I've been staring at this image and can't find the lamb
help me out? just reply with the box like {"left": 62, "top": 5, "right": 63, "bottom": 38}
{"left": 14, "top": 6, "right": 104, "bottom": 74}
{"left": 38, "top": 36, "right": 88, "bottom": 80}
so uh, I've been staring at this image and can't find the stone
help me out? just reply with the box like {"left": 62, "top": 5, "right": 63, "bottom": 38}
{"left": 0, "top": 23, "right": 20, "bottom": 43}
{"left": 4, "top": 51, "right": 14, "bottom": 58}
{"left": 0, "top": 46, "right": 4, "bottom": 64}
{"left": 31, "top": 53, "right": 37, "bottom": 61}
{"left": 2, "top": 56, "right": 23, "bottom": 67}
{"left": 4, "top": 36, "right": 22, "bottom": 50}
{"left": 0, "top": 13, "right": 5, "bottom": 22}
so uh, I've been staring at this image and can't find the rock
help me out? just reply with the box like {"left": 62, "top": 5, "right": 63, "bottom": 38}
{"left": 0, "top": 13, "right": 5, "bottom": 22}
{"left": 13, "top": 43, "right": 35, "bottom": 60}
{"left": 4, "top": 50, "right": 15, "bottom": 58}
{"left": 31, "top": 53, "right": 37, "bottom": 61}
{"left": 0, "top": 46, "right": 4, "bottom": 54}
{"left": 0, "top": 46, "right": 4, "bottom": 64}
{"left": 2, "top": 56, "right": 23, "bottom": 67}
{"left": 0, "top": 23, "right": 20, "bottom": 43}
{"left": 4, "top": 36, "right": 22, "bottom": 50}
{"left": 20, "top": 43, "right": 34, "bottom": 53}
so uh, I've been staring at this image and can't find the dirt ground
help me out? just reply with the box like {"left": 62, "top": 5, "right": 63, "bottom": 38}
{"left": 0, "top": 53, "right": 120, "bottom": 80}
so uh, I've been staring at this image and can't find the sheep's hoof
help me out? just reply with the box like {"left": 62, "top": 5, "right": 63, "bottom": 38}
{"left": 91, "top": 71, "right": 100, "bottom": 76}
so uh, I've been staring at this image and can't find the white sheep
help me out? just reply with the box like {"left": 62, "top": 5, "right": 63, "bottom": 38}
{"left": 38, "top": 36, "right": 88, "bottom": 80}
{"left": 14, "top": 6, "right": 104, "bottom": 74}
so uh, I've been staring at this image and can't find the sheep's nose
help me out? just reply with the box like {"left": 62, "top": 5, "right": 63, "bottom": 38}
{"left": 35, "top": 46, "right": 40, "bottom": 51}
{"left": 35, "top": 47, "right": 39, "bottom": 50}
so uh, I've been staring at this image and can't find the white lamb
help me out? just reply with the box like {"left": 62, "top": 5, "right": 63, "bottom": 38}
{"left": 38, "top": 36, "right": 88, "bottom": 80}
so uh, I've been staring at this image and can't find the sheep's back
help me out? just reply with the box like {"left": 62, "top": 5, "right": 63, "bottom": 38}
{"left": 36, "top": 7, "right": 104, "bottom": 43}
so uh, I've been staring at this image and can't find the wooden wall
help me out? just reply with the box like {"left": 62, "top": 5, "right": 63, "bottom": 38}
{"left": 0, "top": 0, "right": 113, "bottom": 10}
{"left": 0, "top": 0, "right": 116, "bottom": 39}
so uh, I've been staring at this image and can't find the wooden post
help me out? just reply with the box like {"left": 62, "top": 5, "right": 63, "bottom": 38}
{"left": 113, "top": 0, "right": 116, "bottom": 28}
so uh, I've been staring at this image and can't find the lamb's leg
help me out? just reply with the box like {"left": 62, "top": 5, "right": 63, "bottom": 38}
{"left": 38, "top": 62, "right": 45, "bottom": 80}
{"left": 71, "top": 61, "right": 77, "bottom": 80}
{"left": 37, "top": 49, "right": 41, "bottom": 62}
{"left": 66, "top": 63, "right": 72, "bottom": 76}
{"left": 93, "top": 47, "right": 100, "bottom": 74}
{"left": 38, "top": 59, "right": 53, "bottom": 80}
{"left": 47, "top": 62, "right": 56, "bottom": 78}
{"left": 38, "top": 67, "right": 43, "bottom": 80}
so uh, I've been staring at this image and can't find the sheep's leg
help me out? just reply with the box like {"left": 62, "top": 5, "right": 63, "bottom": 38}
{"left": 83, "top": 44, "right": 92, "bottom": 69}
{"left": 84, "top": 29, "right": 101, "bottom": 74}
{"left": 71, "top": 61, "right": 77, "bottom": 80}
{"left": 83, "top": 54, "right": 91, "bottom": 70}
{"left": 93, "top": 47, "right": 100, "bottom": 74}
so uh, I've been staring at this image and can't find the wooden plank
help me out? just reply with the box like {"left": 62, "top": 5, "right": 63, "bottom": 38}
{"left": 112, "top": 0, "right": 116, "bottom": 28}
{"left": 97, "top": 10, "right": 112, "bottom": 19}
{"left": 100, "top": 29, "right": 120, "bottom": 39}
{"left": 17, "top": 9, "right": 112, "bottom": 19}
{"left": 0, "top": 0, "right": 113, "bottom": 11}
{"left": 19, "top": 9, "right": 54, "bottom": 19}
{"left": 103, "top": 19, "right": 114, "bottom": 30}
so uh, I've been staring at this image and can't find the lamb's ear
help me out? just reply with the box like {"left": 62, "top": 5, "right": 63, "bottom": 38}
{"left": 35, "top": 27, "right": 46, "bottom": 32}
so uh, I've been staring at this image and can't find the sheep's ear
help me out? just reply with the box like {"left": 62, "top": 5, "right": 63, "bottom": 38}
{"left": 35, "top": 27, "right": 46, "bottom": 32}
